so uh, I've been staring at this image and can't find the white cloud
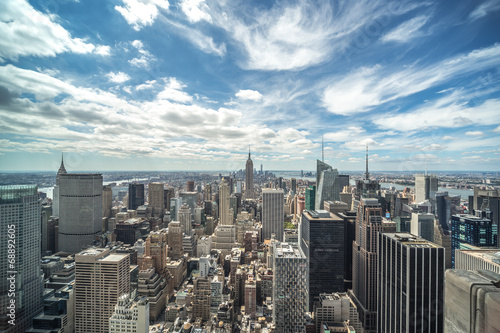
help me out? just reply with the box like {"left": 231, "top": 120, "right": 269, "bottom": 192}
{"left": 115, "top": 0, "right": 169, "bottom": 31}
{"left": 136, "top": 80, "right": 157, "bottom": 91}
{"left": 493, "top": 125, "right": 500, "bottom": 133}
{"left": 381, "top": 15, "right": 429, "bottom": 43}
{"left": 94, "top": 45, "right": 111, "bottom": 56}
{"left": 235, "top": 89, "right": 263, "bottom": 101}
{"left": 106, "top": 72, "right": 131, "bottom": 83}
{"left": 323, "top": 43, "right": 500, "bottom": 115}
{"left": 469, "top": 0, "right": 500, "bottom": 21}
{"left": 0, "top": 0, "right": 104, "bottom": 61}
{"left": 324, "top": 127, "right": 365, "bottom": 142}
{"left": 157, "top": 78, "right": 192, "bottom": 103}
{"left": 442, "top": 136, "right": 457, "bottom": 140}
{"left": 465, "top": 131, "right": 484, "bottom": 137}
{"left": 180, "top": 0, "right": 212, "bottom": 23}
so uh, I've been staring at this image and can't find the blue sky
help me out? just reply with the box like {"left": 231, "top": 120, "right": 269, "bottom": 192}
{"left": 0, "top": 0, "right": 500, "bottom": 172}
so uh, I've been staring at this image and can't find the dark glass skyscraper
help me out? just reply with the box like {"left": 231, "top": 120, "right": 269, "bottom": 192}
{"left": 300, "top": 210, "right": 344, "bottom": 310}
{"left": 128, "top": 183, "right": 145, "bottom": 210}
{"left": 451, "top": 213, "right": 497, "bottom": 268}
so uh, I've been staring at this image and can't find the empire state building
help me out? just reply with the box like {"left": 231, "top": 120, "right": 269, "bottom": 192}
{"left": 245, "top": 149, "right": 254, "bottom": 199}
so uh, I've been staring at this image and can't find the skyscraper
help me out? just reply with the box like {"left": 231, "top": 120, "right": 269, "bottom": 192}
{"left": 245, "top": 149, "right": 254, "bottom": 199}
{"left": 355, "top": 147, "right": 380, "bottom": 200}
{"left": 128, "top": 183, "right": 145, "bottom": 210}
{"left": 300, "top": 210, "right": 344, "bottom": 310}
{"left": 378, "top": 233, "right": 444, "bottom": 333}
{"left": 178, "top": 203, "right": 192, "bottom": 236}
{"left": 56, "top": 159, "right": 103, "bottom": 253}
{"left": 305, "top": 185, "right": 316, "bottom": 211}
{"left": 272, "top": 242, "right": 308, "bottom": 333}
{"left": 219, "top": 178, "right": 232, "bottom": 225}
{"left": 262, "top": 189, "right": 284, "bottom": 241}
{"left": 75, "top": 248, "right": 130, "bottom": 333}
{"left": 148, "top": 182, "right": 165, "bottom": 218}
{"left": 415, "top": 174, "right": 438, "bottom": 204}
{"left": 0, "top": 185, "right": 43, "bottom": 333}
{"left": 350, "top": 198, "right": 395, "bottom": 333}
{"left": 315, "top": 160, "right": 340, "bottom": 210}
{"left": 450, "top": 213, "right": 497, "bottom": 268}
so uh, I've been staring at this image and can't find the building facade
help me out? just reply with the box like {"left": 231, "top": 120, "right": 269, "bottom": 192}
{"left": 262, "top": 189, "right": 284, "bottom": 241}
{"left": 245, "top": 150, "right": 254, "bottom": 199}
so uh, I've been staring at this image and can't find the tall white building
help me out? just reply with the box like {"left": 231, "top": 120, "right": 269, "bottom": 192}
{"left": 314, "top": 293, "right": 363, "bottom": 333}
{"left": 178, "top": 203, "right": 192, "bottom": 236}
{"left": 219, "top": 179, "right": 232, "bottom": 225}
{"left": 0, "top": 185, "right": 43, "bottom": 332}
{"left": 262, "top": 189, "right": 284, "bottom": 241}
{"left": 415, "top": 174, "right": 438, "bottom": 204}
{"left": 410, "top": 212, "right": 435, "bottom": 242}
{"left": 272, "top": 242, "right": 308, "bottom": 333}
{"left": 109, "top": 294, "right": 149, "bottom": 333}
{"left": 75, "top": 248, "right": 130, "bottom": 333}
{"left": 56, "top": 158, "right": 103, "bottom": 253}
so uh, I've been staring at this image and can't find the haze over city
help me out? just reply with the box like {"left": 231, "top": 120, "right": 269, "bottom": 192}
{"left": 1, "top": 0, "right": 500, "bottom": 171}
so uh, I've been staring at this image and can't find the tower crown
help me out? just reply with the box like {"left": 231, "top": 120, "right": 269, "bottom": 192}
{"left": 57, "top": 153, "right": 67, "bottom": 175}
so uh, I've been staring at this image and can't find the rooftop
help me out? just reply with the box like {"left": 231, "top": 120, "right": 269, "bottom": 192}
{"left": 385, "top": 233, "right": 441, "bottom": 248}
{"left": 459, "top": 249, "right": 500, "bottom": 266}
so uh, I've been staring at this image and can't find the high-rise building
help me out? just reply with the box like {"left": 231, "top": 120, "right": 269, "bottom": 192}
{"left": 444, "top": 270, "right": 500, "bottom": 332}
{"left": 314, "top": 293, "right": 363, "bottom": 333}
{"left": 103, "top": 185, "right": 113, "bottom": 218}
{"left": 245, "top": 277, "right": 257, "bottom": 318}
{"left": 455, "top": 249, "right": 500, "bottom": 274}
{"left": 414, "top": 174, "right": 438, "bottom": 204}
{"left": 291, "top": 178, "right": 297, "bottom": 195}
{"left": 56, "top": 160, "right": 103, "bottom": 253}
{"left": 350, "top": 198, "right": 395, "bottom": 333}
{"left": 245, "top": 149, "right": 254, "bottom": 199}
{"left": 109, "top": 294, "right": 149, "bottom": 333}
{"left": 435, "top": 192, "right": 460, "bottom": 232}
{"left": 354, "top": 147, "right": 380, "bottom": 200}
{"left": 410, "top": 212, "right": 435, "bottom": 242}
{"left": 192, "top": 277, "right": 211, "bottom": 321}
{"left": 272, "top": 242, "right": 308, "bottom": 333}
{"left": 300, "top": 210, "right": 345, "bottom": 310}
{"left": 451, "top": 214, "right": 498, "bottom": 268}
{"left": 187, "top": 181, "right": 195, "bottom": 192}
{"left": 0, "top": 185, "right": 43, "bottom": 333}
{"left": 470, "top": 187, "right": 500, "bottom": 246}
{"left": 262, "top": 189, "right": 284, "bottom": 241}
{"left": 74, "top": 248, "right": 130, "bottom": 333}
{"left": 148, "top": 183, "right": 165, "bottom": 218}
{"left": 219, "top": 179, "right": 232, "bottom": 225}
{"left": 378, "top": 233, "right": 444, "bottom": 333}
{"left": 167, "top": 221, "right": 184, "bottom": 260}
{"left": 178, "top": 203, "right": 192, "bottom": 236}
{"left": 305, "top": 185, "right": 316, "bottom": 211}
{"left": 315, "top": 160, "right": 340, "bottom": 210}
{"left": 128, "top": 183, "right": 145, "bottom": 210}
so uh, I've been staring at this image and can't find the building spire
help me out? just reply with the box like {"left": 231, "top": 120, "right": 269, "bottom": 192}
{"left": 248, "top": 146, "right": 251, "bottom": 159}
{"left": 58, "top": 153, "right": 67, "bottom": 175}
{"left": 365, "top": 145, "right": 369, "bottom": 180}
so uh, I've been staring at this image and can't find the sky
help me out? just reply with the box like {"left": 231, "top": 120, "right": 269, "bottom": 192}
{"left": 0, "top": 0, "right": 500, "bottom": 172}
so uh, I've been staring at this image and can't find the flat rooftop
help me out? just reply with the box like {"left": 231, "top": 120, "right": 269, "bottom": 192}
{"left": 385, "top": 233, "right": 441, "bottom": 248}
{"left": 459, "top": 249, "right": 500, "bottom": 266}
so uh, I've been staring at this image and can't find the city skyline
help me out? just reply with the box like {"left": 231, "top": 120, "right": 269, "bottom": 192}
{"left": 1, "top": 0, "right": 500, "bottom": 172}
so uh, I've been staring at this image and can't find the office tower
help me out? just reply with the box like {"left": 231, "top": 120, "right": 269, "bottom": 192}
{"left": 170, "top": 197, "right": 181, "bottom": 221}
{"left": 451, "top": 214, "right": 497, "bottom": 268}
{"left": 272, "top": 242, "right": 308, "bottom": 333}
{"left": 0, "top": 185, "right": 43, "bottom": 333}
{"left": 305, "top": 185, "right": 316, "bottom": 211}
{"left": 236, "top": 180, "right": 242, "bottom": 194}
{"left": 245, "top": 277, "right": 257, "bottom": 318}
{"left": 178, "top": 203, "right": 192, "bottom": 236}
{"left": 211, "top": 225, "right": 237, "bottom": 257}
{"left": 291, "top": 178, "right": 297, "bottom": 195}
{"left": 315, "top": 160, "right": 340, "bottom": 210}
{"left": 148, "top": 183, "right": 165, "bottom": 218}
{"left": 378, "top": 233, "right": 444, "bottom": 333}
{"left": 164, "top": 187, "right": 174, "bottom": 211}
{"left": 262, "top": 189, "right": 284, "bottom": 241}
{"left": 444, "top": 270, "right": 500, "bottom": 332}
{"left": 433, "top": 220, "right": 452, "bottom": 269}
{"left": 355, "top": 147, "right": 380, "bottom": 200}
{"left": 410, "top": 212, "right": 435, "bottom": 242}
{"left": 109, "top": 294, "right": 149, "bottom": 333}
{"left": 470, "top": 187, "right": 500, "bottom": 246}
{"left": 167, "top": 221, "right": 184, "bottom": 260}
{"left": 300, "top": 210, "right": 344, "bottom": 310}
{"left": 435, "top": 192, "right": 460, "bottom": 232}
{"left": 414, "top": 174, "right": 438, "bottom": 204}
{"left": 74, "top": 248, "right": 130, "bottom": 333}
{"left": 219, "top": 179, "right": 232, "bottom": 225}
{"left": 136, "top": 268, "right": 168, "bottom": 322}
{"left": 187, "top": 181, "right": 195, "bottom": 192}
{"left": 350, "top": 198, "right": 395, "bottom": 333}
{"left": 128, "top": 183, "right": 145, "bottom": 210}
{"left": 103, "top": 185, "right": 113, "bottom": 218}
{"left": 245, "top": 149, "right": 254, "bottom": 199}
{"left": 56, "top": 161, "right": 103, "bottom": 253}
{"left": 339, "top": 175, "right": 350, "bottom": 193}
{"left": 192, "top": 277, "right": 211, "bottom": 321}
{"left": 314, "top": 293, "right": 363, "bottom": 333}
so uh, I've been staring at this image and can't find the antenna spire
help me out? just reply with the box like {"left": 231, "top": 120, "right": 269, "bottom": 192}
{"left": 58, "top": 152, "right": 67, "bottom": 175}
{"left": 248, "top": 146, "right": 251, "bottom": 159}
{"left": 365, "top": 145, "right": 369, "bottom": 180}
